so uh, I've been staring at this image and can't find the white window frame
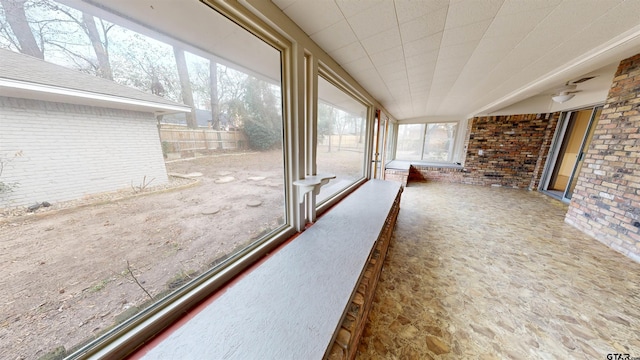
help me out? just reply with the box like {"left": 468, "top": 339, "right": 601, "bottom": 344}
{"left": 394, "top": 118, "right": 467, "bottom": 164}
{"left": 67, "top": 1, "right": 299, "bottom": 358}
{"left": 312, "top": 65, "right": 374, "bottom": 217}
{"left": 52, "top": 0, "right": 385, "bottom": 357}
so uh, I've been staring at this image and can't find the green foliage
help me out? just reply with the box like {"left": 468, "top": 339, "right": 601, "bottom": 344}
{"left": 243, "top": 118, "right": 280, "bottom": 150}
{"left": 241, "top": 77, "right": 283, "bottom": 150}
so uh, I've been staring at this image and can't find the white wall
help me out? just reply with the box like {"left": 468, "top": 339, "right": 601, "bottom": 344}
{"left": 0, "top": 96, "right": 168, "bottom": 208}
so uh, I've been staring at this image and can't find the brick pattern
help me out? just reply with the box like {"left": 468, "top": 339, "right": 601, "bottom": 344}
{"left": 409, "top": 165, "right": 465, "bottom": 183}
{"left": 529, "top": 113, "right": 560, "bottom": 190}
{"left": 565, "top": 53, "right": 640, "bottom": 263}
{"left": 383, "top": 169, "right": 408, "bottom": 186}
{"left": 0, "top": 96, "right": 168, "bottom": 208}
{"left": 327, "top": 187, "right": 401, "bottom": 360}
{"left": 410, "top": 113, "right": 558, "bottom": 190}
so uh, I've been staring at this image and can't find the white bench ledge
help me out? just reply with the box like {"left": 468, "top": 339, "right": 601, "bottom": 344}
{"left": 139, "top": 179, "right": 401, "bottom": 360}
{"left": 385, "top": 160, "right": 411, "bottom": 170}
{"left": 293, "top": 173, "right": 336, "bottom": 203}
{"left": 386, "top": 159, "right": 463, "bottom": 170}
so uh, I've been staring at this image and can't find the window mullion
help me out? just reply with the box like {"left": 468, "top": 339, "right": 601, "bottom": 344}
{"left": 305, "top": 52, "right": 319, "bottom": 226}
{"left": 420, "top": 124, "right": 427, "bottom": 160}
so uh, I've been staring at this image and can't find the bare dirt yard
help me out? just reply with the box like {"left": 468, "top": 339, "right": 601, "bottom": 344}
{"left": 0, "top": 150, "right": 286, "bottom": 360}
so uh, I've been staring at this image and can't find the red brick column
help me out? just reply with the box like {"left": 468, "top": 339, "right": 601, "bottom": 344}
{"left": 565, "top": 53, "right": 640, "bottom": 263}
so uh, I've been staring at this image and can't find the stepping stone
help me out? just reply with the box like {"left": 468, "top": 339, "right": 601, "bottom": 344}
{"left": 247, "top": 176, "right": 266, "bottom": 181}
{"left": 214, "top": 176, "right": 235, "bottom": 184}
{"left": 247, "top": 200, "right": 262, "bottom": 207}
{"left": 202, "top": 208, "right": 220, "bottom": 215}
{"left": 217, "top": 171, "right": 232, "bottom": 176}
{"left": 168, "top": 172, "right": 203, "bottom": 179}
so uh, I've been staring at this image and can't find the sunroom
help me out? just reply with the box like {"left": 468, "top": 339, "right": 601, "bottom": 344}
{"left": 1, "top": 0, "right": 639, "bottom": 359}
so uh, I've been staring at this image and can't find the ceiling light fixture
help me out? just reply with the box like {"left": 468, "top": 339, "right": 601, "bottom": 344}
{"left": 552, "top": 92, "right": 575, "bottom": 103}
{"left": 551, "top": 82, "right": 580, "bottom": 103}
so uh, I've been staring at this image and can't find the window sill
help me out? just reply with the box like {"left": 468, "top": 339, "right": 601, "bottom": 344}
{"left": 129, "top": 180, "right": 402, "bottom": 359}
{"left": 387, "top": 159, "right": 463, "bottom": 169}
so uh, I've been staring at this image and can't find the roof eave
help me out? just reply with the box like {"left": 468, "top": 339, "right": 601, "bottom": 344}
{"left": 0, "top": 78, "right": 191, "bottom": 115}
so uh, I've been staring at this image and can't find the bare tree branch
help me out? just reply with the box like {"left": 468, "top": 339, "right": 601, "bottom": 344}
{"left": 0, "top": 0, "right": 43, "bottom": 58}
{"left": 126, "top": 260, "right": 153, "bottom": 300}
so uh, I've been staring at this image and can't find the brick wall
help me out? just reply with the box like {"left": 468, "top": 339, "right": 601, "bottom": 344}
{"left": 0, "top": 97, "right": 168, "bottom": 208}
{"left": 410, "top": 113, "right": 558, "bottom": 190}
{"left": 565, "top": 53, "right": 640, "bottom": 263}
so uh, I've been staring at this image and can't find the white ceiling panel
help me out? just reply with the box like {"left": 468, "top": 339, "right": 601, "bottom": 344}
{"left": 394, "top": 0, "right": 449, "bottom": 24}
{"left": 444, "top": 0, "right": 504, "bottom": 29}
{"left": 271, "top": 0, "right": 297, "bottom": 9}
{"left": 334, "top": 0, "right": 385, "bottom": 18}
{"left": 281, "top": 0, "right": 343, "bottom": 36}
{"left": 407, "top": 67, "right": 436, "bottom": 81}
{"left": 370, "top": 47, "right": 406, "bottom": 68}
{"left": 399, "top": 7, "right": 448, "bottom": 44}
{"left": 345, "top": 1, "right": 397, "bottom": 40}
{"left": 310, "top": 20, "right": 357, "bottom": 53}
{"left": 403, "top": 32, "right": 443, "bottom": 57}
{"left": 361, "top": 28, "right": 402, "bottom": 55}
{"left": 271, "top": 0, "right": 640, "bottom": 120}
{"left": 483, "top": 8, "right": 554, "bottom": 39}
{"left": 342, "top": 56, "right": 375, "bottom": 75}
{"left": 471, "top": 37, "right": 520, "bottom": 61}
{"left": 497, "top": 0, "right": 561, "bottom": 16}
{"left": 440, "top": 20, "right": 492, "bottom": 47}
{"left": 328, "top": 41, "right": 368, "bottom": 64}
{"left": 437, "top": 42, "right": 477, "bottom": 62}
{"left": 377, "top": 67, "right": 407, "bottom": 82}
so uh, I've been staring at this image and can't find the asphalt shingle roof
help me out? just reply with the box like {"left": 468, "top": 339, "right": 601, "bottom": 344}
{"left": 0, "top": 48, "right": 186, "bottom": 108}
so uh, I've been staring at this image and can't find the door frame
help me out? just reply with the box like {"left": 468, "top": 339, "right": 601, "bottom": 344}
{"left": 540, "top": 111, "right": 572, "bottom": 195}
{"left": 540, "top": 105, "right": 602, "bottom": 202}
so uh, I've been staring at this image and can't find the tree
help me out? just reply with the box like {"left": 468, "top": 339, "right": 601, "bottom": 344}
{"left": 318, "top": 102, "right": 334, "bottom": 152}
{"left": 242, "top": 76, "right": 282, "bottom": 150}
{"left": 334, "top": 111, "right": 350, "bottom": 151}
{"left": 173, "top": 46, "right": 198, "bottom": 128}
{"left": 110, "top": 32, "right": 179, "bottom": 101}
{"left": 80, "top": 12, "right": 112, "bottom": 79}
{"left": 41, "top": 1, "right": 115, "bottom": 79}
{"left": 210, "top": 60, "right": 220, "bottom": 130}
{"left": 1, "top": 0, "right": 115, "bottom": 79}
{"left": 0, "top": 0, "right": 43, "bottom": 58}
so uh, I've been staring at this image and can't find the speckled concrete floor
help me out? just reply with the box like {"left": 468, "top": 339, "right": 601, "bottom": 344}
{"left": 357, "top": 182, "right": 640, "bottom": 360}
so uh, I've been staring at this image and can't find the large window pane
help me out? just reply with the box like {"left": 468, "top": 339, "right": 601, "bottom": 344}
{"left": 316, "top": 76, "right": 367, "bottom": 203}
{"left": 396, "top": 124, "right": 425, "bottom": 160}
{"left": 385, "top": 120, "right": 396, "bottom": 163}
{"left": 423, "top": 123, "right": 457, "bottom": 162}
{"left": 396, "top": 122, "right": 457, "bottom": 162}
{"left": 0, "top": 1, "right": 285, "bottom": 358}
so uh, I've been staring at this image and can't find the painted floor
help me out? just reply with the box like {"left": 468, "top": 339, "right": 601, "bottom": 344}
{"left": 356, "top": 182, "right": 640, "bottom": 360}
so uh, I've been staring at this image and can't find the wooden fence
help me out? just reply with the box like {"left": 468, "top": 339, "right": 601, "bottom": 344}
{"left": 317, "top": 134, "right": 366, "bottom": 152}
{"left": 159, "top": 127, "right": 248, "bottom": 157}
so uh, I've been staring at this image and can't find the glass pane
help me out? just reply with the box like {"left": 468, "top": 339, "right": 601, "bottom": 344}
{"left": 396, "top": 124, "right": 425, "bottom": 160}
{"left": 385, "top": 121, "right": 395, "bottom": 163}
{"left": 550, "top": 111, "right": 590, "bottom": 192}
{"left": 0, "top": 1, "right": 285, "bottom": 358}
{"left": 567, "top": 107, "right": 601, "bottom": 198}
{"left": 316, "top": 76, "right": 367, "bottom": 203}
{"left": 423, "top": 123, "right": 457, "bottom": 162}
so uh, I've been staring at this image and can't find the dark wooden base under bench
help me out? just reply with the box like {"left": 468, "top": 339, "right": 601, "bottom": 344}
{"left": 326, "top": 184, "right": 401, "bottom": 359}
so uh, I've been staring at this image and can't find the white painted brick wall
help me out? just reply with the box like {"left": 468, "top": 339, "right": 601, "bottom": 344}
{"left": 0, "top": 96, "right": 169, "bottom": 208}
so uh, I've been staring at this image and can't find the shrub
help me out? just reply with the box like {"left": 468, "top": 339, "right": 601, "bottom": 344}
{"left": 243, "top": 116, "right": 281, "bottom": 150}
